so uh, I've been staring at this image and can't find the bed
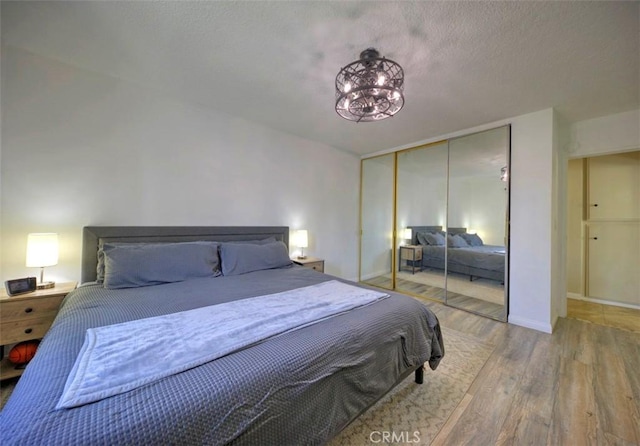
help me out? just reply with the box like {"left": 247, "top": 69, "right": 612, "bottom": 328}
{"left": 0, "top": 226, "right": 444, "bottom": 445}
{"left": 408, "top": 225, "right": 506, "bottom": 283}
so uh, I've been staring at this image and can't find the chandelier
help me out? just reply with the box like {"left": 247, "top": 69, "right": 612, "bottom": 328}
{"left": 335, "top": 48, "right": 405, "bottom": 122}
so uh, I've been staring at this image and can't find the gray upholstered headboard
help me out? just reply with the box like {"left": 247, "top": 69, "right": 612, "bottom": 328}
{"left": 81, "top": 226, "right": 289, "bottom": 284}
{"left": 407, "top": 225, "right": 467, "bottom": 245}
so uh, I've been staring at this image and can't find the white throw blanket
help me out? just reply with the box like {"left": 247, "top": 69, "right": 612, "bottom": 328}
{"left": 57, "top": 280, "right": 388, "bottom": 409}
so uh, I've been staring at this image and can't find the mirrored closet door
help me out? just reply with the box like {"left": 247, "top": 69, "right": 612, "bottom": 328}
{"left": 396, "top": 142, "right": 448, "bottom": 300}
{"left": 359, "top": 126, "right": 510, "bottom": 321}
{"left": 360, "top": 153, "right": 395, "bottom": 290}
{"left": 445, "top": 127, "right": 510, "bottom": 320}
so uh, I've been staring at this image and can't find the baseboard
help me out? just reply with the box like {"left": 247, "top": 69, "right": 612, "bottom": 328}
{"left": 567, "top": 294, "right": 640, "bottom": 310}
{"left": 508, "top": 315, "right": 553, "bottom": 334}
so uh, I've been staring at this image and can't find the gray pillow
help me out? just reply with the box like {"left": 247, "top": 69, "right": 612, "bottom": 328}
{"left": 425, "top": 232, "right": 446, "bottom": 246}
{"left": 97, "top": 242, "right": 148, "bottom": 282}
{"left": 416, "top": 232, "right": 429, "bottom": 246}
{"left": 102, "top": 241, "right": 221, "bottom": 289}
{"left": 459, "top": 233, "right": 483, "bottom": 247}
{"left": 447, "top": 234, "right": 469, "bottom": 248}
{"left": 220, "top": 241, "right": 292, "bottom": 276}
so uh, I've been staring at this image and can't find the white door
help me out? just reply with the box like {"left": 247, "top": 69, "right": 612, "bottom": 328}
{"left": 587, "top": 222, "right": 640, "bottom": 306}
{"left": 588, "top": 152, "right": 640, "bottom": 221}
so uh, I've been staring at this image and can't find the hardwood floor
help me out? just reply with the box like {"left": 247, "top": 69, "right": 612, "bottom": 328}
{"left": 567, "top": 298, "right": 640, "bottom": 334}
{"left": 415, "top": 299, "right": 640, "bottom": 445}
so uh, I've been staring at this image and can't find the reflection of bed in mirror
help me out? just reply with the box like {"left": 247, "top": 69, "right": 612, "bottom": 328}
{"left": 407, "top": 225, "right": 505, "bottom": 283}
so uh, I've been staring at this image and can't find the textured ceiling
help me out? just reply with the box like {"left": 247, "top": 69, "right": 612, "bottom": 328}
{"left": 2, "top": 1, "right": 638, "bottom": 156}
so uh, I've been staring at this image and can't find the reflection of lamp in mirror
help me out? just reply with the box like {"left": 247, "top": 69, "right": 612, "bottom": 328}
{"left": 295, "top": 230, "right": 308, "bottom": 259}
{"left": 403, "top": 228, "right": 412, "bottom": 245}
{"left": 26, "top": 233, "right": 59, "bottom": 289}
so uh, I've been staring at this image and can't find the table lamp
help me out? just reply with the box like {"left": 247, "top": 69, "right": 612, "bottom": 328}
{"left": 26, "top": 233, "right": 59, "bottom": 289}
{"left": 296, "top": 230, "right": 308, "bottom": 259}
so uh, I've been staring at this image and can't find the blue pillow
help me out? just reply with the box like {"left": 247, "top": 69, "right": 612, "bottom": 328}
{"left": 459, "top": 233, "right": 484, "bottom": 247}
{"left": 220, "top": 241, "right": 292, "bottom": 276}
{"left": 96, "top": 242, "right": 147, "bottom": 282}
{"left": 447, "top": 234, "right": 469, "bottom": 248}
{"left": 416, "top": 232, "right": 429, "bottom": 246}
{"left": 102, "top": 241, "right": 221, "bottom": 289}
{"left": 424, "top": 232, "right": 446, "bottom": 246}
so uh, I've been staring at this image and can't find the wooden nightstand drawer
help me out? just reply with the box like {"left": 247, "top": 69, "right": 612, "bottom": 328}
{"left": 1, "top": 294, "right": 65, "bottom": 322}
{"left": 1, "top": 281, "right": 76, "bottom": 380}
{"left": 292, "top": 256, "right": 325, "bottom": 273}
{"left": 304, "top": 261, "right": 324, "bottom": 272}
{"left": 0, "top": 317, "right": 55, "bottom": 345}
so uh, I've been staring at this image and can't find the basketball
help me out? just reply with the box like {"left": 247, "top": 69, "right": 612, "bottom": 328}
{"left": 8, "top": 341, "right": 40, "bottom": 365}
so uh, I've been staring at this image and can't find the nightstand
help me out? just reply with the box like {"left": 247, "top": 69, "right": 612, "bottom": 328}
{"left": 399, "top": 245, "right": 423, "bottom": 274}
{"left": 0, "top": 281, "right": 77, "bottom": 380}
{"left": 292, "top": 256, "right": 325, "bottom": 273}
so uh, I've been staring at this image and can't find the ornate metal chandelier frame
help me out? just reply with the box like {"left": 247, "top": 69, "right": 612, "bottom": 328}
{"left": 335, "top": 48, "right": 405, "bottom": 122}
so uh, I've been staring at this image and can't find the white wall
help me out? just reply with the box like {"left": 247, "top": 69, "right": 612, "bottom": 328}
{"left": 551, "top": 110, "right": 569, "bottom": 323}
{"left": 508, "top": 109, "right": 556, "bottom": 332}
{"left": 1, "top": 47, "right": 360, "bottom": 282}
{"left": 569, "top": 109, "right": 640, "bottom": 158}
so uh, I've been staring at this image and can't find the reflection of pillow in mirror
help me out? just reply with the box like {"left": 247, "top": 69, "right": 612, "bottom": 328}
{"left": 416, "top": 232, "right": 429, "bottom": 246}
{"left": 459, "top": 233, "right": 483, "bottom": 246}
{"left": 424, "top": 232, "right": 446, "bottom": 246}
{"left": 447, "top": 234, "right": 469, "bottom": 248}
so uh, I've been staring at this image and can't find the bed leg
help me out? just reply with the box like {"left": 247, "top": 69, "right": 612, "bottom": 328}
{"left": 414, "top": 365, "right": 424, "bottom": 384}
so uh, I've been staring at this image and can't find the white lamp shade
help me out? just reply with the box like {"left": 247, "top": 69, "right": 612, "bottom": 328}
{"left": 403, "top": 228, "right": 412, "bottom": 240}
{"left": 295, "top": 230, "right": 309, "bottom": 248}
{"left": 26, "top": 233, "right": 59, "bottom": 267}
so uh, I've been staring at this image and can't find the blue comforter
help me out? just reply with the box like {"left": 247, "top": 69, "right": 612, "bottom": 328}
{"left": 0, "top": 267, "right": 443, "bottom": 445}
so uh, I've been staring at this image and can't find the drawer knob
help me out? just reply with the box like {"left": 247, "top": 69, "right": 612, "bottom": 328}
{"left": 24, "top": 328, "right": 33, "bottom": 334}
{"left": 24, "top": 307, "right": 33, "bottom": 313}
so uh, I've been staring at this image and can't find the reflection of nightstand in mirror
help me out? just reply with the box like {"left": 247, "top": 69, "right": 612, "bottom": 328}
{"left": 399, "top": 245, "right": 422, "bottom": 274}
{"left": 292, "top": 257, "right": 324, "bottom": 273}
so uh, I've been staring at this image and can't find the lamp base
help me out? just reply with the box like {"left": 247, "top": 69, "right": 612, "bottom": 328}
{"left": 297, "top": 255, "right": 307, "bottom": 260}
{"left": 37, "top": 281, "right": 55, "bottom": 290}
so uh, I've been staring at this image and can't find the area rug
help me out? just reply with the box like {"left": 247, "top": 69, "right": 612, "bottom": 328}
{"left": 329, "top": 327, "right": 495, "bottom": 445}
